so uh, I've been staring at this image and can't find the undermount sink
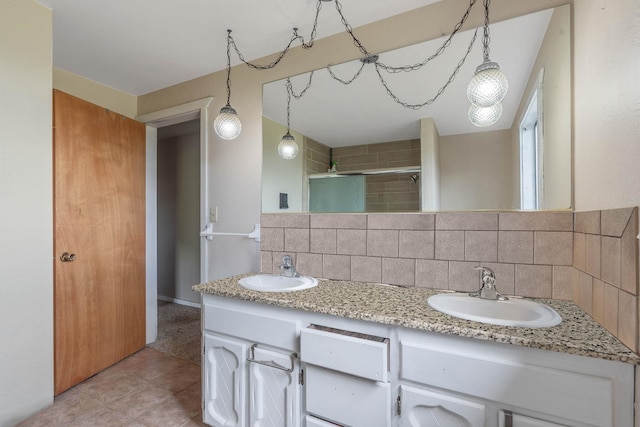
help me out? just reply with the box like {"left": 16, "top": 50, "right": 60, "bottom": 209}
{"left": 427, "top": 293, "right": 562, "bottom": 328}
{"left": 238, "top": 274, "right": 318, "bottom": 292}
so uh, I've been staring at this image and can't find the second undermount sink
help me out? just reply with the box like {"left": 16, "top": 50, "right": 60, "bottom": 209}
{"left": 238, "top": 274, "right": 318, "bottom": 293}
{"left": 427, "top": 293, "right": 562, "bottom": 328}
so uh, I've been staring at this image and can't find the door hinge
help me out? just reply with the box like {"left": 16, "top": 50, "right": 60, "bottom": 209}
{"left": 299, "top": 369, "right": 304, "bottom": 385}
{"left": 396, "top": 395, "right": 401, "bottom": 416}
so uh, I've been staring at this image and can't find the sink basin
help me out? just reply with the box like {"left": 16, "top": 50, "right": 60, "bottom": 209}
{"left": 238, "top": 274, "right": 318, "bottom": 292}
{"left": 427, "top": 293, "right": 562, "bottom": 328}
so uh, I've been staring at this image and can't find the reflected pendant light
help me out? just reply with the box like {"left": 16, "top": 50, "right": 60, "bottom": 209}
{"left": 278, "top": 80, "right": 299, "bottom": 159}
{"left": 214, "top": 30, "right": 242, "bottom": 140}
{"left": 467, "top": 0, "right": 509, "bottom": 108}
{"left": 468, "top": 102, "right": 503, "bottom": 127}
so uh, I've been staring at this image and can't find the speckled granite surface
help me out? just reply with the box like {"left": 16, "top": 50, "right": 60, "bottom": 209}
{"left": 193, "top": 274, "right": 639, "bottom": 364}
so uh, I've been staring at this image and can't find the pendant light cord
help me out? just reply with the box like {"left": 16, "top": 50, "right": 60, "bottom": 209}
{"left": 482, "top": 0, "right": 491, "bottom": 62}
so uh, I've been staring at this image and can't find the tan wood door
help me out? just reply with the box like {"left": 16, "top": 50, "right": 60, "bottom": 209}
{"left": 53, "top": 90, "right": 146, "bottom": 395}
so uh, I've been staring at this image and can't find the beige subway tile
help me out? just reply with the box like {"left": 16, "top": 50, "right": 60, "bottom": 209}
{"left": 592, "top": 278, "right": 605, "bottom": 325}
{"left": 310, "top": 229, "right": 336, "bottom": 254}
{"left": 601, "top": 236, "right": 622, "bottom": 288}
{"left": 498, "top": 231, "right": 533, "bottom": 264}
{"left": 603, "top": 283, "right": 619, "bottom": 335}
{"left": 618, "top": 290, "right": 637, "bottom": 351}
{"left": 534, "top": 232, "right": 573, "bottom": 266}
{"left": 499, "top": 212, "right": 573, "bottom": 231}
{"left": 552, "top": 266, "right": 575, "bottom": 301}
{"left": 367, "top": 230, "right": 399, "bottom": 257}
{"left": 399, "top": 230, "right": 434, "bottom": 259}
{"left": 435, "top": 212, "right": 498, "bottom": 230}
{"left": 515, "top": 264, "right": 552, "bottom": 298}
{"left": 416, "top": 260, "right": 449, "bottom": 289}
{"left": 284, "top": 228, "right": 310, "bottom": 253}
{"left": 297, "top": 253, "right": 323, "bottom": 278}
{"left": 572, "top": 268, "right": 581, "bottom": 304}
{"left": 351, "top": 256, "right": 382, "bottom": 283}
{"left": 482, "top": 263, "right": 515, "bottom": 296}
{"left": 261, "top": 214, "right": 309, "bottom": 228}
{"left": 260, "top": 251, "right": 273, "bottom": 274}
{"left": 382, "top": 258, "right": 415, "bottom": 287}
{"left": 322, "top": 255, "right": 351, "bottom": 280}
{"left": 332, "top": 145, "right": 367, "bottom": 157}
{"left": 435, "top": 230, "right": 465, "bottom": 261}
{"left": 579, "top": 271, "right": 593, "bottom": 316}
{"left": 449, "top": 261, "right": 481, "bottom": 293}
{"left": 573, "top": 232, "right": 586, "bottom": 271}
{"left": 310, "top": 214, "right": 367, "bottom": 229}
{"left": 601, "top": 207, "right": 635, "bottom": 237}
{"left": 261, "top": 228, "right": 284, "bottom": 251}
{"left": 465, "top": 231, "right": 498, "bottom": 262}
{"left": 584, "top": 234, "right": 601, "bottom": 278}
{"left": 337, "top": 229, "right": 367, "bottom": 256}
{"left": 621, "top": 214, "right": 638, "bottom": 295}
{"left": 367, "top": 213, "right": 434, "bottom": 230}
{"left": 574, "top": 210, "right": 601, "bottom": 234}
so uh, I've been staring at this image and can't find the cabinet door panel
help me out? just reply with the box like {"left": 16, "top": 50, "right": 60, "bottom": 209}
{"left": 399, "top": 385, "right": 485, "bottom": 427}
{"left": 498, "top": 410, "right": 568, "bottom": 427}
{"left": 249, "top": 346, "right": 300, "bottom": 427}
{"left": 204, "top": 333, "right": 247, "bottom": 427}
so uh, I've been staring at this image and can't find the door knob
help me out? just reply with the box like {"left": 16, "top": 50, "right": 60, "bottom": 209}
{"left": 60, "top": 252, "right": 76, "bottom": 262}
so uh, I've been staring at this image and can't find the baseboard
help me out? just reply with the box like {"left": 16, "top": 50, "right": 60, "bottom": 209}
{"left": 157, "top": 295, "right": 201, "bottom": 309}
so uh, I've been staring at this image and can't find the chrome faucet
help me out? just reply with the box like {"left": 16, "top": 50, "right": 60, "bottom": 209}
{"left": 469, "top": 266, "right": 508, "bottom": 301}
{"left": 279, "top": 255, "right": 300, "bottom": 278}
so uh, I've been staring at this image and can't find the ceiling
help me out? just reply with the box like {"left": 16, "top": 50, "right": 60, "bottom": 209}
{"left": 37, "top": 0, "right": 442, "bottom": 96}
{"left": 262, "top": 8, "right": 554, "bottom": 146}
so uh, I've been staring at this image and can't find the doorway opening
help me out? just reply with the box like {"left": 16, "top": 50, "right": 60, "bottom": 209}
{"left": 137, "top": 97, "right": 213, "bottom": 344}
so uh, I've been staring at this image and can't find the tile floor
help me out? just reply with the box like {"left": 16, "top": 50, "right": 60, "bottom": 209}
{"left": 18, "top": 348, "right": 204, "bottom": 427}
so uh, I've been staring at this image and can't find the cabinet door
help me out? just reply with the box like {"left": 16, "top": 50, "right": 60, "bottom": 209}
{"left": 399, "top": 385, "right": 485, "bottom": 427}
{"left": 248, "top": 345, "right": 300, "bottom": 427}
{"left": 204, "top": 333, "right": 247, "bottom": 427}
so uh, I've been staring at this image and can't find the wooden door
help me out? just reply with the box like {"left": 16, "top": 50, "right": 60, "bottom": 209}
{"left": 53, "top": 90, "right": 146, "bottom": 395}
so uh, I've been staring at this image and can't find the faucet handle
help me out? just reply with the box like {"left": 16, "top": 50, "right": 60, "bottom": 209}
{"left": 475, "top": 266, "right": 495, "bottom": 286}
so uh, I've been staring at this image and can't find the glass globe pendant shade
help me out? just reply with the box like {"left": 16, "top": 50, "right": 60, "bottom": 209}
{"left": 214, "top": 104, "right": 242, "bottom": 140}
{"left": 278, "top": 132, "right": 298, "bottom": 159}
{"left": 467, "top": 61, "right": 509, "bottom": 107}
{"left": 468, "top": 102, "right": 503, "bottom": 127}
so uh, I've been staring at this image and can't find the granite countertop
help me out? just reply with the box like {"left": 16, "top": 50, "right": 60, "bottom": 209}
{"left": 193, "top": 274, "right": 639, "bottom": 364}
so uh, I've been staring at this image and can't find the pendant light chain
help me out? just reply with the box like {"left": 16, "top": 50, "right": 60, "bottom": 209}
{"left": 286, "top": 71, "right": 314, "bottom": 100}
{"left": 482, "top": 0, "right": 491, "bottom": 62}
{"left": 224, "top": 30, "right": 232, "bottom": 105}
{"left": 373, "top": 29, "right": 478, "bottom": 110}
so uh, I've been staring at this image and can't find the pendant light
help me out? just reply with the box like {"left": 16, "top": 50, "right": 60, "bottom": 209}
{"left": 467, "top": 0, "right": 509, "bottom": 109}
{"left": 214, "top": 30, "right": 242, "bottom": 140}
{"left": 278, "top": 80, "right": 299, "bottom": 159}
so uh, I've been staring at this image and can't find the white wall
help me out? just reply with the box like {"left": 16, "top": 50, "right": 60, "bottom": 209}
{"left": 157, "top": 131, "right": 202, "bottom": 303}
{"left": 440, "top": 129, "right": 513, "bottom": 210}
{"left": 573, "top": 0, "right": 640, "bottom": 211}
{"left": 0, "top": 1, "right": 53, "bottom": 425}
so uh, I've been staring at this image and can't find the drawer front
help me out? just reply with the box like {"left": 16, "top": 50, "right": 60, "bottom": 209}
{"left": 305, "top": 415, "right": 344, "bottom": 427}
{"left": 305, "top": 365, "right": 391, "bottom": 427}
{"left": 300, "top": 325, "right": 389, "bottom": 382}
{"left": 204, "top": 301, "right": 299, "bottom": 350}
{"left": 400, "top": 340, "right": 613, "bottom": 426}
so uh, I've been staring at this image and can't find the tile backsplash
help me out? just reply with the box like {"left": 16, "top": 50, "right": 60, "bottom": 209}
{"left": 260, "top": 208, "right": 639, "bottom": 353}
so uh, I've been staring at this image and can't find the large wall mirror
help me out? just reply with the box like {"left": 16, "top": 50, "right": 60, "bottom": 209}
{"left": 262, "top": 5, "right": 571, "bottom": 213}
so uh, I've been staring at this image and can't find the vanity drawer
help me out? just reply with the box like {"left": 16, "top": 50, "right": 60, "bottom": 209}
{"left": 305, "top": 365, "right": 391, "bottom": 427}
{"left": 203, "top": 298, "right": 299, "bottom": 350}
{"left": 300, "top": 324, "right": 389, "bottom": 382}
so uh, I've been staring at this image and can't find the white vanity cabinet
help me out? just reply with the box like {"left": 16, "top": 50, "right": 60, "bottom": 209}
{"left": 398, "top": 328, "right": 635, "bottom": 427}
{"left": 202, "top": 295, "right": 301, "bottom": 427}
{"left": 201, "top": 293, "right": 635, "bottom": 427}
